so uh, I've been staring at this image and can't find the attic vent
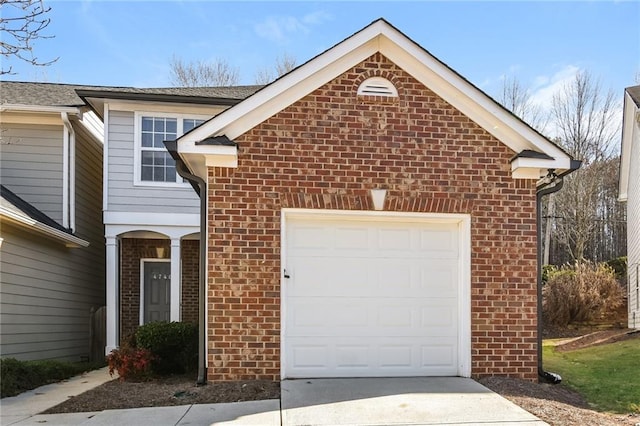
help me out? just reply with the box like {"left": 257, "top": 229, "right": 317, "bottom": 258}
{"left": 357, "top": 77, "right": 398, "bottom": 97}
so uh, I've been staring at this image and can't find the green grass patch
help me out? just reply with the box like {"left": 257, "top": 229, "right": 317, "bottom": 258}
{"left": 543, "top": 337, "right": 640, "bottom": 413}
{"left": 0, "top": 358, "right": 105, "bottom": 398}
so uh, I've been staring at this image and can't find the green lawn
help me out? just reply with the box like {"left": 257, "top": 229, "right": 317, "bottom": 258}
{"left": 543, "top": 337, "right": 640, "bottom": 413}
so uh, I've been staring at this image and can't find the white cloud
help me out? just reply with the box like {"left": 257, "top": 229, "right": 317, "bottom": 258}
{"left": 530, "top": 64, "right": 581, "bottom": 109}
{"left": 254, "top": 12, "right": 331, "bottom": 43}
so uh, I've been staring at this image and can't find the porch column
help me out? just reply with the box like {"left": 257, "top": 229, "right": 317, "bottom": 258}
{"left": 170, "top": 237, "right": 181, "bottom": 322}
{"left": 105, "top": 236, "right": 118, "bottom": 355}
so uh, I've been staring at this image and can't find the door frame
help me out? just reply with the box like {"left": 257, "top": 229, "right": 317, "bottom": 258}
{"left": 280, "top": 208, "right": 472, "bottom": 379}
{"left": 139, "top": 259, "right": 171, "bottom": 325}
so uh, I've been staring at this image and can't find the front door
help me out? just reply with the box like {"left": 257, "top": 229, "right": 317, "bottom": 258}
{"left": 143, "top": 261, "right": 171, "bottom": 323}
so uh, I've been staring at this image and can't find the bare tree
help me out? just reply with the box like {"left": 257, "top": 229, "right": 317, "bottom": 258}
{"left": 0, "top": 0, "right": 58, "bottom": 75}
{"left": 497, "top": 76, "right": 556, "bottom": 263}
{"left": 549, "top": 71, "right": 620, "bottom": 262}
{"left": 497, "top": 75, "right": 548, "bottom": 133}
{"left": 254, "top": 53, "right": 297, "bottom": 85}
{"left": 169, "top": 55, "right": 240, "bottom": 87}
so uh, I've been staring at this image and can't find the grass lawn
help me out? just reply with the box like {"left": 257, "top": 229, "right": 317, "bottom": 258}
{"left": 543, "top": 337, "right": 640, "bottom": 413}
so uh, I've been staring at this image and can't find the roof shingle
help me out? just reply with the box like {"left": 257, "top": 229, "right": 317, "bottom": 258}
{"left": 0, "top": 81, "right": 261, "bottom": 107}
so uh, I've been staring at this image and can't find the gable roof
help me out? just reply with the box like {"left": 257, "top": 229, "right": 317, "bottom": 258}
{"left": 77, "top": 85, "right": 262, "bottom": 119}
{"left": 619, "top": 85, "right": 640, "bottom": 201}
{"left": 0, "top": 185, "right": 88, "bottom": 247}
{"left": 176, "top": 18, "right": 576, "bottom": 184}
{"left": 0, "top": 81, "right": 261, "bottom": 106}
{"left": 0, "top": 81, "right": 92, "bottom": 107}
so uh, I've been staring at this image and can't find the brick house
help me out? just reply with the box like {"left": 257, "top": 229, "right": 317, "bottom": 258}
{"left": 171, "top": 19, "right": 577, "bottom": 382}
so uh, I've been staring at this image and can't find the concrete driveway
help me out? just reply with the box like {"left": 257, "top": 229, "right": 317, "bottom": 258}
{"left": 2, "top": 371, "right": 548, "bottom": 426}
{"left": 281, "top": 377, "right": 548, "bottom": 426}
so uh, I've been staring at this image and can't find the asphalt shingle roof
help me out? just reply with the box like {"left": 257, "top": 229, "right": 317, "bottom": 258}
{"left": 0, "top": 81, "right": 262, "bottom": 107}
{"left": 627, "top": 85, "right": 640, "bottom": 107}
{"left": 0, "top": 185, "right": 70, "bottom": 233}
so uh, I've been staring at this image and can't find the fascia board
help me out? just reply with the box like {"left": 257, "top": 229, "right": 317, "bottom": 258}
{"left": 377, "top": 33, "right": 569, "bottom": 162}
{"left": 179, "top": 31, "right": 383, "bottom": 144}
{"left": 0, "top": 209, "right": 89, "bottom": 248}
{"left": 619, "top": 91, "right": 637, "bottom": 201}
{"left": 511, "top": 156, "right": 572, "bottom": 171}
{"left": 0, "top": 104, "right": 80, "bottom": 114}
{"left": 179, "top": 143, "right": 238, "bottom": 181}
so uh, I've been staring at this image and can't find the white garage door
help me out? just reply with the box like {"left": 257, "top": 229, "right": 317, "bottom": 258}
{"left": 283, "top": 212, "right": 467, "bottom": 378}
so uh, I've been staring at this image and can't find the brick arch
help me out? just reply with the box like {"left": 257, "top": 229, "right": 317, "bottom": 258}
{"left": 352, "top": 53, "right": 406, "bottom": 98}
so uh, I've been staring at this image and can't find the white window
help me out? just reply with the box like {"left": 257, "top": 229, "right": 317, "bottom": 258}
{"left": 134, "top": 113, "right": 206, "bottom": 186}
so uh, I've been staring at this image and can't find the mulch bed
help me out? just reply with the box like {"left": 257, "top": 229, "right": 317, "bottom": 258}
{"left": 42, "top": 375, "right": 279, "bottom": 414}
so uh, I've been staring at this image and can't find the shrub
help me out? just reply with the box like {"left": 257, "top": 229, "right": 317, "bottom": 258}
{"left": 135, "top": 321, "right": 198, "bottom": 374}
{"left": 543, "top": 261, "right": 624, "bottom": 327}
{"left": 606, "top": 256, "right": 627, "bottom": 281}
{"left": 542, "top": 264, "right": 559, "bottom": 284}
{"left": 1, "top": 358, "right": 103, "bottom": 397}
{"left": 106, "top": 346, "right": 154, "bottom": 381}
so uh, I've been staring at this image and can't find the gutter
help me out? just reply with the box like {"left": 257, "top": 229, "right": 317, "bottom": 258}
{"left": 164, "top": 140, "right": 208, "bottom": 386}
{"left": 0, "top": 208, "right": 89, "bottom": 248}
{"left": 61, "top": 112, "right": 76, "bottom": 231}
{"left": 536, "top": 161, "right": 581, "bottom": 383}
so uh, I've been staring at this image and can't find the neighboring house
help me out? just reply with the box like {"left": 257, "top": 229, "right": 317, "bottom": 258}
{"left": 77, "top": 86, "right": 261, "bottom": 352}
{"left": 619, "top": 85, "right": 640, "bottom": 329}
{"left": 0, "top": 82, "right": 105, "bottom": 361}
{"left": 169, "top": 19, "right": 577, "bottom": 382}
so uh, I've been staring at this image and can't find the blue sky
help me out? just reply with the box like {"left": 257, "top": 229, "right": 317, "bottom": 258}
{"left": 3, "top": 1, "right": 639, "bottom": 108}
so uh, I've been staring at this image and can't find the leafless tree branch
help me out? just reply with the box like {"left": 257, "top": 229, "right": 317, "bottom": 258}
{"left": 254, "top": 53, "right": 297, "bottom": 85}
{"left": 0, "top": 0, "right": 58, "bottom": 75}
{"left": 169, "top": 55, "right": 240, "bottom": 87}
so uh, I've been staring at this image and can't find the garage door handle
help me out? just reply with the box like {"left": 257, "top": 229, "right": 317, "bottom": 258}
{"left": 284, "top": 269, "right": 291, "bottom": 279}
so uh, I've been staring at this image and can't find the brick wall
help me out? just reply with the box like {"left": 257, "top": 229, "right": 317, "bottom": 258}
{"left": 181, "top": 239, "right": 199, "bottom": 324}
{"left": 119, "top": 238, "right": 199, "bottom": 341}
{"left": 206, "top": 53, "right": 538, "bottom": 381}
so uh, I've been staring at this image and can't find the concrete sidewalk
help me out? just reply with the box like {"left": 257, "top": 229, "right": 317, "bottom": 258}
{"left": 0, "top": 367, "right": 113, "bottom": 425}
{"left": 1, "top": 370, "right": 548, "bottom": 426}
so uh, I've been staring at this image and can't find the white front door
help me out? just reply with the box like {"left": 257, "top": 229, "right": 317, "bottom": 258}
{"left": 282, "top": 212, "right": 469, "bottom": 378}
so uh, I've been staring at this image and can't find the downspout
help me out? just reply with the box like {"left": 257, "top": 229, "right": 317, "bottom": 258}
{"left": 165, "top": 140, "right": 208, "bottom": 386}
{"left": 536, "top": 160, "right": 580, "bottom": 383}
{"left": 536, "top": 172, "right": 563, "bottom": 384}
{"left": 61, "top": 112, "right": 76, "bottom": 231}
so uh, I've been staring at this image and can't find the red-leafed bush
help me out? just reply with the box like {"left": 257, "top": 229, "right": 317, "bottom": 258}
{"left": 107, "top": 346, "right": 154, "bottom": 381}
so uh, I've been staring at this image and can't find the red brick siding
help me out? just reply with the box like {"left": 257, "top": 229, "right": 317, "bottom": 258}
{"left": 181, "top": 240, "right": 200, "bottom": 324}
{"left": 119, "top": 238, "right": 199, "bottom": 342}
{"left": 206, "top": 53, "right": 538, "bottom": 381}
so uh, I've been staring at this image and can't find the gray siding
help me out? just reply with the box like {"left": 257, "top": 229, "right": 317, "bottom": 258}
{"left": 0, "top": 124, "right": 64, "bottom": 223}
{"left": 628, "top": 120, "right": 640, "bottom": 329}
{"left": 0, "top": 223, "right": 104, "bottom": 361}
{"left": 107, "top": 111, "right": 199, "bottom": 214}
{"left": 0, "top": 120, "right": 105, "bottom": 362}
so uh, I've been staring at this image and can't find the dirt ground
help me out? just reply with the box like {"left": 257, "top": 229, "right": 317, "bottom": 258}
{"left": 43, "top": 330, "right": 640, "bottom": 426}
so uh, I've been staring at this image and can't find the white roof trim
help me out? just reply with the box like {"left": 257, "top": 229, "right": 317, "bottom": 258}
{"left": 1, "top": 207, "right": 89, "bottom": 248}
{"left": 619, "top": 90, "right": 639, "bottom": 201}
{"left": 180, "top": 142, "right": 238, "bottom": 179}
{"left": 0, "top": 104, "right": 80, "bottom": 114}
{"left": 177, "top": 19, "right": 572, "bottom": 180}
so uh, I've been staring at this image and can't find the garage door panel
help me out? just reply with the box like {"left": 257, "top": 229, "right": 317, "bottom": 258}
{"left": 334, "top": 227, "right": 370, "bottom": 249}
{"left": 288, "top": 298, "right": 457, "bottom": 337}
{"left": 286, "top": 336, "right": 458, "bottom": 377}
{"left": 290, "top": 259, "right": 456, "bottom": 298}
{"left": 284, "top": 215, "right": 464, "bottom": 378}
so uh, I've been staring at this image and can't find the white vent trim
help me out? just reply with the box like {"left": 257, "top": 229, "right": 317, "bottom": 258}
{"left": 357, "top": 77, "right": 398, "bottom": 97}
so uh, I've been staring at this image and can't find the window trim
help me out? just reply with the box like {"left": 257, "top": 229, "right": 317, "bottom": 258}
{"left": 133, "top": 111, "right": 209, "bottom": 187}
